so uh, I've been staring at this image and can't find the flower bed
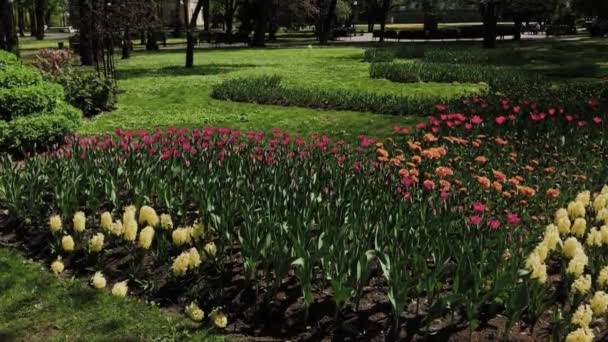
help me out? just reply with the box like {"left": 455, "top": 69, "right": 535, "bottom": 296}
{"left": 1, "top": 97, "right": 608, "bottom": 340}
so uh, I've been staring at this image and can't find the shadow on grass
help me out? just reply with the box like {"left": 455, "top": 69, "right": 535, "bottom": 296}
{"left": 117, "top": 63, "right": 258, "bottom": 80}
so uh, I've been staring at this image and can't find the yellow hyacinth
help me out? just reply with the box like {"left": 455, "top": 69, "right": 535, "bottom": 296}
{"left": 601, "top": 226, "right": 608, "bottom": 245}
{"left": 204, "top": 242, "right": 217, "bottom": 257}
{"left": 111, "top": 280, "right": 128, "bottom": 298}
{"left": 563, "top": 237, "right": 583, "bottom": 259}
{"left": 557, "top": 217, "right": 571, "bottom": 235}
{"left": 597, "top": 208, "right": 608, "bottom": 224}
{"left": 61, "top": 235, "right": 75, "bottom": 252}
{"left": 571, "top": 304, "right": 593, "bottom": 327}
{"left": 160, "top": 214, "right": 173, "bottom": 230}
{"left": 566, "top": 327, "right": 594, "bottom": 342}
{"left": 572, "top": 274, "right": 592, "bottom": 295}
{"left": 598, "top": 266, "right": 608, "bottom": 287}
{"left": 123, "top": 205, "right": 137, "bottom": 222}
{"left": 590, "top": 291, "right": 608, "bottom": 315}
{"left": 138, "top": 206, "right": 159, "bottom": 227}
{"left": 554, "top": 208, "right": 568, "bottom": 223}
{"left": 100, "top": 212, "right": 113, "bottom": 231}
{"left": 191, "top": 223, "right": 205, "bottom": 240}
{"left": 49, "top": 215, "right": 62, "bottom": 233}
{"left": 185, "top": 302, "right": 205, "bottom": 321}
{"left": 188, "top": 248, "right": 201, "bottom": 268}
{"left": 593, "top": 194, "right": 607, "bottom": 213}
{"left": 138, "top": 226, "right": 155, "bottom": 249}
{"left": 568, "top": 201, "right": 586, "bottom": 219}
{"left": 576, "top": 191, "right": 591, "bottom": 207}
{"left": 571, "top": 218, "right": 587, "bottom": 237}
{"left": 172, "top": 252, "right": 191, "bottom": 277}
{"left": 210, "top": 309, "right": 228, "bottom": 328}
{"left": 72, "top": 211, "right": 86, "bottom": 232}
{"left": 533, "top": 242, "right": 549, "bottom": 261}
{"left": 89, "top": 233, "right": 105, "bottom": 252}
{"left": 585, "top": 228, "right": 602, "bottom": 247}
{"left": 525, "top": 253, "right": 547, "bottom": 284}
{"left": 543, "top": 224, "right": 562, "bottom": 251}
{"left": 567, "top": 254, "right": 588, "bottom": 277}
{"left": 123, "top": 218, "right": 138, "bottom": 242}
{"left": 110, "top": 220, "right": 124, "bottom": 236}
{"left": 172, "top": 227, "right": 192, "bottom": 247}
{"left": 91, "top": 271, "right": 106, "bottom": 289}
{"left": 51, "top": 257, "right": 64, "bottom": 274}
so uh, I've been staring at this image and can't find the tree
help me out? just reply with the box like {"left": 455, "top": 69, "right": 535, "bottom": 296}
{"left": 34, "top": 0, "right": 46, "bottom": 40}
{"left": 318, "top": 0, "right": 338, "bottom": 44}
{"left": 185, "top": 0, "right": 204, "bottom": 67}
{"left": 224, "top": 0, "right": 238, "bottom": 42}
{"left": 505, "top": 0, "right": 558, "bottom": 40}
{"left": 0, "top": 0, "right": 19, "bottom": 53}
{"left": 251, "top": 0, "right": 268, "bottom": 46}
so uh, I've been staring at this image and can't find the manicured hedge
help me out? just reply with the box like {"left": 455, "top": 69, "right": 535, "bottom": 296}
{"left": 363, "top": 47, "right": 526, "bottom": 66}
{"left": 0, "top": 82, "right": 63, "bottom": 120}
{"left": 0, "top": 68, "right": 43, "bottom": 88}
{"left": 211, "top": 75, "right": 474, "bottom": 116}
{"left": 0, "top": 51, "right": 80, "bottom": 150}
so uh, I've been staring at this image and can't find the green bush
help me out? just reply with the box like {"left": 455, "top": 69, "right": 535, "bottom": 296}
{"left": 0, "top": 50, "right": 20, "bottom": 70}
{"left": 363, "top": 46, "right": 426, "bottom": 63}
{"left": 57, "top": 68, "right": 116, "bottom": 117}
{"left": 0, "top": 82, "right": 63, "bottom": 120}
{"left": 212, "top": 75, "right": 472, "bottom": 116}
{"left": 7, "top": 111, "right": 79, "bottom": 148}
{"left": 0, "top": 67, "right": 43, "bottom": 88}
{"left": 0, "top": 120, "right": 8, "bottom": 145}
{"left": 423, "top": 48, "right": 526, "bottom": 66}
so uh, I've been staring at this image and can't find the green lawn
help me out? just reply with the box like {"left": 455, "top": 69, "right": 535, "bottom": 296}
{"left": 0, "top": 248, "right": 218, "bottom": 342}
{"left": 80, "top": 46, "right": 481, "bottom": 137}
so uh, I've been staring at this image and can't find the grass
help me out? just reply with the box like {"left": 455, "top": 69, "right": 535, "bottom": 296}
{"left": 0, "top": 248, "right": 218, "bottom": 342}
{"left": 80, "top": 46, "right": 481, "bottom": 137}
{"left": 19, "top": 37, "right": 67, "bottom": 51}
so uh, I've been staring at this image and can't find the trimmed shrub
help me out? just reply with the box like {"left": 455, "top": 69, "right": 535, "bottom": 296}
{"left": 363, "top": 46, "right": 426, "bottom": 63}
{"left": 423, "top": 48, "right": 526, "bottom": 66}
{"left": 32, "top": 49, "right": 117, "bottom": 117}
{"left": 58, "top": 68, "right": 116, "bottom": 117}
{"left": 0, "top": 82, "right": 63, "bottom": 120}
{"left": 212, "top": 75, "right": 478, "bottom": 116}
{"left": 8, "top": 111, "right": 79, "bottom": 147}
{"left": 0, "top": 120, "right": 8, "bottom": 145}
{"left": 0, "top": 67, "right": 43, "bottom": 88}
{"left": 0, "top": 50, "right": 20, "bottom": 70}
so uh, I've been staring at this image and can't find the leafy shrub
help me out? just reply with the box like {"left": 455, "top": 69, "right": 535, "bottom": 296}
{"left": 423, "top": 48, "right": 526, "bottom": 66}
{"left": 0, "top": 82, "right": 63, "bottom": 120}
{"left": 363, "top": 49, "right": 396, "bottom": 63}
{"left": 58, "top": 68, "right": 116, "bottom": 117}
{"left": 0, "top": 53, "right": 80, "bottom": 150}
{"left": 32, "top": 49, "right": 75, "bottom": 76}
{"left": 32, "top": 49, "right": 116, "bottom": 117}
{"left": 212, "top": 75, "right": 476, "bottom": 116}
{"left": 0, "top": 50, "right": 20, "bottom": 70}
{"left": 0, "top": 68, "right": 42, "bottom": 88}
{"left": 0, "top": 120, "right": 8, "bottom": 145}
{"left": 7, "top": 110, "right": 79, "bottom": 147}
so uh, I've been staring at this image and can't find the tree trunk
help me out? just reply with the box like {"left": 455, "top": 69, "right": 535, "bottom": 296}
{"left": 122, "top": 28, "right": 131, "bottom": 59}
{"left": 18, "top": 6, "right": 25, "bottom": 37}
{"left": 268, "top": 0, "right": 277, "bottom": 41}
{"left": 185, "top": 0, "right": 204, "bottom": 68}
{"left": 482, "top": 3, "right": 497, "bottom": 49}
{"left": 35, "top": 0, "right": 45, "bottom": 40}
{"left": 319, "top": 0, "right": 337, "bottom": 45}
{"left": 366, "top": 1, "right": 375, "bottom": 32}
{"left": 203, "top": 0, "right": 210, "bottom": 31}
{"left": 513, "top": 19, "right": 522, "bottom": 41}
{"left": 146, "top": 31, "right": 158, "bottom": 50}
{"left": 0, "top": 0, "right": 19, "bottom": 53}
{"left": 174, "top": 0, "right": 183, "bottom": 37}
{"left": 378, "top": 0, "right": 390, "bottom": 43}
{"left": 225, "top": 0, "right": 234, "bottom": 43}
{"left": 78, "top": 0, "right": 93, "bottom": 65}
{"left": 29, "top": 7, "right": 37, "bottom": 37}
{"left": 252, "top": 0, "right": 267, "bottom": 47}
